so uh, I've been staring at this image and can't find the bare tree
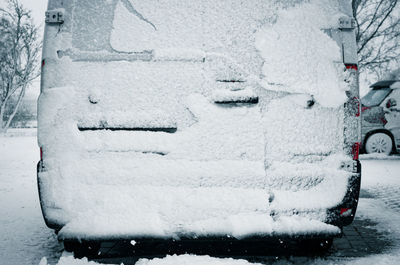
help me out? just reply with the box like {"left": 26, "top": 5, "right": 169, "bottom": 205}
{"left": 0, "top": 0, "right": 41, "bottom": 133}
{"left": 352, "top": 0, "right": 400, "bottom": 79}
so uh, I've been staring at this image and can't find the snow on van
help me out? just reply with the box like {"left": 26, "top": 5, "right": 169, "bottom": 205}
{"left": 37, "top": 0, "right": 361, "bottom": 250}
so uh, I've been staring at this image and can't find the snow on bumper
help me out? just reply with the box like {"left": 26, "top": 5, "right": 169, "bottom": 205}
{"left": 37, "top": 158, "right": 354, "bottom": 241}
{"left": 58, "top": 213, "right": 341, "bottom": 241}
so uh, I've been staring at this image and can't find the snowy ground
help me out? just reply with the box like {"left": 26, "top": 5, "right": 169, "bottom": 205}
{"left": 0, "top": 129, "right": 62, "bottom": 265}
{"left": 0, "top": 129, "right": 399, "bottom": 265}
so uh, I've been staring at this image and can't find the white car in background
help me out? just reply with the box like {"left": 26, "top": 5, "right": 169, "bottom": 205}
{"left": 361, "top": 80, "right": 400, "bottom": 155}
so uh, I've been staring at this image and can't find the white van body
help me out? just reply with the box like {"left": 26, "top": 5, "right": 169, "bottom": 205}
{"left": 38, "top": 0, "right": 361, "bottom": 242}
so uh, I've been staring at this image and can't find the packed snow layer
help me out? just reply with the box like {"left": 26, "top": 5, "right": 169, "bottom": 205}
{"left": 43, "top": 154, "right": 345, "bottom": 240}
{"left": 109, "top": 0, "right": 273, "bottom": 76}
{"left": 38, "top": 84, "right": 348, "bottom": 239}
{"left": 136, "top": 255, "right": 263, "bottom": 265}
{"left": 38, "top": 80, "right": 266, "bottom": 162}
{"left": 41, "top": 254, "right": 263, "bottom": 265}
{"left": 255, "top": 0, "right": 348, "bottom": 107}
{"left": 262, "top": 95, "right": 345, "bottom": 163}
{"left": 58, "top": 201, "right": 340, "bottom": 240}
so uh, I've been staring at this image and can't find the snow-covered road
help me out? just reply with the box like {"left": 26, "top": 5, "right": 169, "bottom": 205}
{"left": 0, "top": 130, "right": 399, "bottom": 265}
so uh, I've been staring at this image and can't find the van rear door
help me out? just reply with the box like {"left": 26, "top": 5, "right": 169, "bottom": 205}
{"left": 38, "top": 0, "right": 359, "bottom": 240}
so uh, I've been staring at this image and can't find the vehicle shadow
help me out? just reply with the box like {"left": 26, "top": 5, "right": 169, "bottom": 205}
{"left": 74, "top": 237, "right": 330, "bottom": 264}
{"left": 68, "top": 218, "right": 392, "bottom": 265}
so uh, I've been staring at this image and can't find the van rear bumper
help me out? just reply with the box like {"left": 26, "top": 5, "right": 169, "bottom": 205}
{"left": 326, "top": 160, "right": 361, "bottom": 227}
{"left": 37, "top": 160, "right": 361, "bottom": 240}
{"left": 62, "top": 232, "right": 342, "bottom": 252}
{"left": 58, "top": 223, "right": 342, "bottom": 242}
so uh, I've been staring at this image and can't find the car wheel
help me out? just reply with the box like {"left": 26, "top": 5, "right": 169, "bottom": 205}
{"left": 365, "top": 133, "right": 393, "bottom": 155}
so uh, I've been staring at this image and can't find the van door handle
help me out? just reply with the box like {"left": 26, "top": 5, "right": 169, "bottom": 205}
{"left": 214, "top": 97, "right": 259, "bottom": 104}
{"left": 212, "top": 88, "right": 258, "bottom": 105}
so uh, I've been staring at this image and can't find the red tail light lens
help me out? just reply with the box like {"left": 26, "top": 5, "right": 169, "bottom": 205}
{"left": 40, "top": 147, "right": 43, "bottom": 161}
{"left": 345, "top": 64, "right": 358, "bottom": 71}
{"left": 340, "top": 208, "right": 352, "bottom": 217}
{"left": 352, "top": 142, "right": 360, "bottom": 160}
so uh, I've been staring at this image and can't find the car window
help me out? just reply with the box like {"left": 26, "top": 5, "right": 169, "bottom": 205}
{"left": 362, "top": 87, "right": 392, "bottom": 107}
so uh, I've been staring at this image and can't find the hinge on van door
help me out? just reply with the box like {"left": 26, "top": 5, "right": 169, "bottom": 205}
{"left": 338, "top": 16, "right": 355, "bottom": 30}
{"left": 45, "top": 10, "right": 64, "bottom": 24}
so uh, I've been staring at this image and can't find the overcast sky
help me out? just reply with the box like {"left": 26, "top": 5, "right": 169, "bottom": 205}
{"left": 23, "top": 0, "right": 46, "bottom": 25}
{"left": 19, "top": 0, "right": 47, "bottom": 98}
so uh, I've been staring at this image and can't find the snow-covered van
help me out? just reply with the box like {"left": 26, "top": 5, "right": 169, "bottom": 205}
{"left": 38, "top": 0, "right": 361, "bottom": 251}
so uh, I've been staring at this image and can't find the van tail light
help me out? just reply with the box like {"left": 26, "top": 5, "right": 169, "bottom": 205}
{"left": 340, "top": 208, "right": 352, "bottom": 217}
{"left": 381, "top": 117, "right": 388, "bottom": 125}
{"left": 40, "top": 147, "right": 43, "bottom": 161}
{"left": 345, "top": 64, "right": 358, "bottom": 71}
{"left": 352, "top": 142, "right": 360, "bottom": 160}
